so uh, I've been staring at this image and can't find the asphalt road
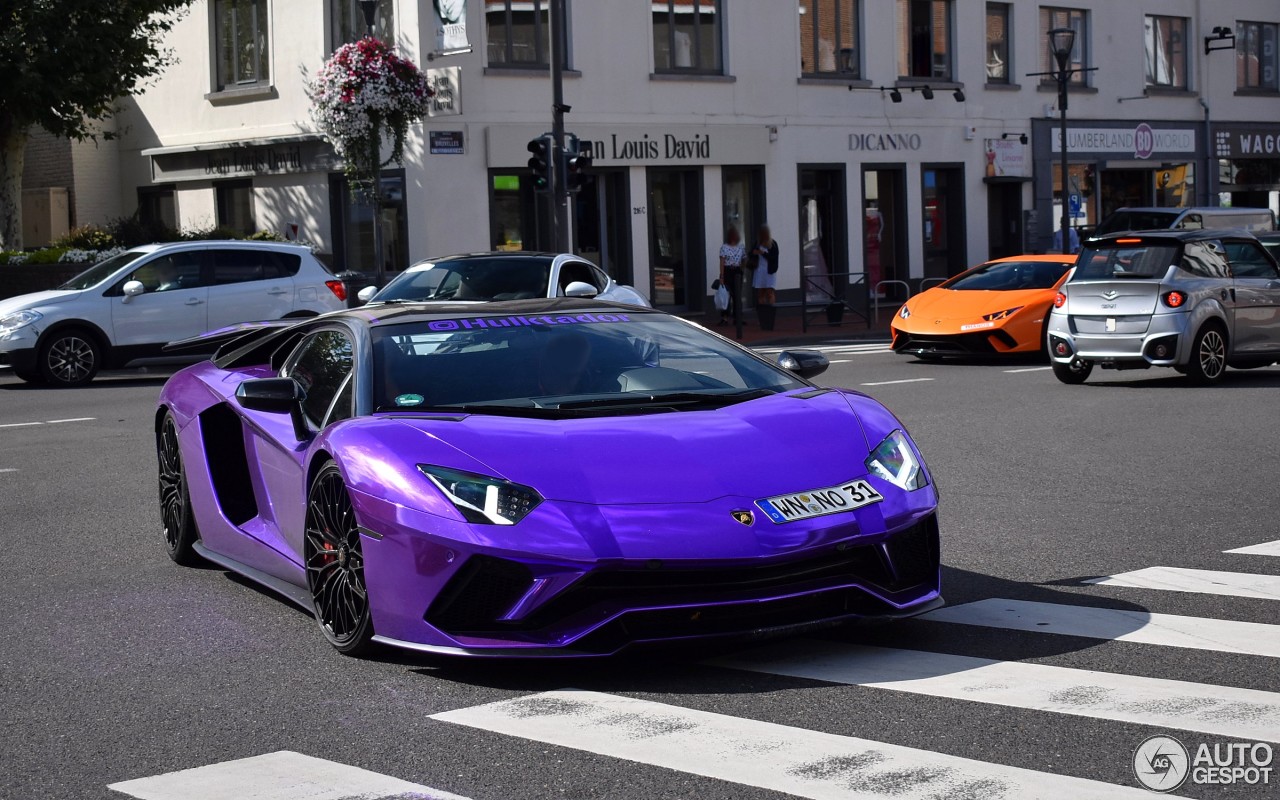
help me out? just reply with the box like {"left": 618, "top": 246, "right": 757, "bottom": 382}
{"left": 2, "top": 348, "right": 1279, "bottom": 800}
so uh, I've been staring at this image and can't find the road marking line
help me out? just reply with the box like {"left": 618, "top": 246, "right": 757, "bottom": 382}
{"left": 1226, "top": 539, "right": 1280, "bottom": 557}
{"left": 46, "top": 417, "right": 96, "bottom": 424}
{"left": 920, "top": 598, "right": 1280, "bottom": 658}
{"left": 432, "top": 690, "right": 1153, "bottom": 799}
{"left": 1004, "top": 366, "right": 1052, "bottom": 373}
{"left": 108, "top": 750, "right": 470, "bottom": 800}
{"left": 0, "top": 468, "right": 17, "bottom": 474}
{"left": 860, "top": 378, "right": 935, "bottom": 387}
{"left": 1085, "top": 567, "right": 1280, "bottom": 600}
{"left": 830, "top": 359, "right": 852, "bottom": 364}
{"left": 712, "top": 640, "right": 1280, "bottom": 742}
{"left": 0, "top": 422, "right": 43, "bottom": 429}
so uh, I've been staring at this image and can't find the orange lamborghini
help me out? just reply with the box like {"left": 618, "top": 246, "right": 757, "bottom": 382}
{"left": 890, "top": 255, "right": 1076, "bottom": 357}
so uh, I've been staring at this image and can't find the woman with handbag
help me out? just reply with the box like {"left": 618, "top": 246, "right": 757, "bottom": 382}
{"left": 750, "top": 225, "right": 780, "bottom": 331}
{"left": 717, "top": 226, "right": 745, "bottom": 326}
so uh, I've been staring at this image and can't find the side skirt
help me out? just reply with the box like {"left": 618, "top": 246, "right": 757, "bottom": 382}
{"left": 193, "top": 541, "right": 314, "bottom": 612}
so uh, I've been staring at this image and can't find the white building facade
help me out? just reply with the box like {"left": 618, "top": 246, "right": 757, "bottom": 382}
{"left": 112, "top": 0, "right": 1280, "bottom": 312}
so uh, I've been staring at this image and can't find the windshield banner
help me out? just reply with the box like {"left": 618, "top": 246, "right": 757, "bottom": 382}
{"left": 427, "top": 313, "right": 632, "bottom": 332}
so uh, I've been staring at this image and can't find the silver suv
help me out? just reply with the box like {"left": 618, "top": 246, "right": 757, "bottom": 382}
{"left": 1047, "top": 230, "right": 1280, "bottom": 385}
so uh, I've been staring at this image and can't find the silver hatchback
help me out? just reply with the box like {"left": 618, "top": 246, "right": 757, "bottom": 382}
{"left": 1047, "top": 229, "right": 1280, "bottom": 384}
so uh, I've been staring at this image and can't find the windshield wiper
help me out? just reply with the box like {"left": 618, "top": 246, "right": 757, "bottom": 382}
{"left": 555, "top": 388, "right": 774, "bottom": 410}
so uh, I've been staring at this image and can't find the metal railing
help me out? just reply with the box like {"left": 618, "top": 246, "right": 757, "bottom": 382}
{"left": 800, "top": 270, "right": 871, "bottom": 333}
{"left": 871, "top": 280, "right": 912, "bottom": 326}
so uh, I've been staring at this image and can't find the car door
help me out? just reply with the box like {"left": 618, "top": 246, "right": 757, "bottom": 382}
{"left": 207, "top": 247, "right": 297, "bottom": 330}
{"left": 109, "top": 249, "right": 209, "bottom": 351}
{"left": 241, "top": 327, "right": 357, "bottom": 568}
{"left": 1224, "top": 239, "right": 1280, "bottom": 355}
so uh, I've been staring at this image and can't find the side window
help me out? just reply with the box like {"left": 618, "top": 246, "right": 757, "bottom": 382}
{"left": 212, "top": 249, "right": 267, "bottom": 285}
{"left": 128, "top": 251, "right": 204, "bottom": 294}
{"left": 1224, "top": 242, "right": 1280, "bottom": 278}
{"left": 1178, "top": 214, "right": 1203, "bottom": 230}
{"left": 1180, "top": 241, "right": 1230, "bottom": 279}
{"left": 559, "top": 262, "right": 604, "bottom": 293}
{"left": 283, "top": 330, "right": 355, "bottom": 428}
{"left": 325, "top": 373, "right": 356, "bottom": 427}
{"left": 589, "top": 265, "right": 611, "bottom": 291}
{"left": 263, "top": 252, "right": 302, "bottom": 279}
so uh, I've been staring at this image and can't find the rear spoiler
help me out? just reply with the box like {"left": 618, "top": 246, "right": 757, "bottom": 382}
{"left": 163, "top": 320, "right": 300, "bottom": 354}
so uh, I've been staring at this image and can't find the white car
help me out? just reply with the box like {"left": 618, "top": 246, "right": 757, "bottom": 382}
{"left": 359, "top": 252, "right": 650, "bottom": 307}
{"left": 0, "top": 241, "right": 347, "bottom": 386}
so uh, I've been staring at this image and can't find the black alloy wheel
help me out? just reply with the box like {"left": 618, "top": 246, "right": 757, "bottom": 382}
{"left": 157, "top": 413, "right": 201, "bottom": 565}
{"left": 1051, "top": 358, "right": 1092, "bottom": 385}
{"left": 304, "top": 462, "right": 375, "bottom": 655}
{"left": 1186, "top": 325, "right": 1227, "bottom": 385}
{"left": 39, "top": 328, "right": 100, "bottom": 386}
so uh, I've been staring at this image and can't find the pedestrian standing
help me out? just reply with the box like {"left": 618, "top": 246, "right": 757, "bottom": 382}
{"left": 718, "top": 226, "right": 746, "bottom": 326}
{"left": 750, "top": 225, "right": 780, "bottom": 331}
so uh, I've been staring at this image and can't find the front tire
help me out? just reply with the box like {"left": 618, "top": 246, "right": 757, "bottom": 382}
{"left": 1052, "top": 359, "right": 1092, "bottom": 384}
{"left": 304, "top": 463, "right": 375, "bottom": 656}
{"left": 157, "top": 413, "right": 202, "bottom": 566}
{"left": 10, "top": 368, "right": 44, "bottom": 384}
{"left": 1185, "top": 325, "right": 1227, "bottom": 385}
{"left": 39, "top": 328, "right": 100, "bottom": 387}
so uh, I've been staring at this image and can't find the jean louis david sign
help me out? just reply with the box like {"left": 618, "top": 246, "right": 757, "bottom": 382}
{"left": 487, "top": 125, "right": 770, "bottom": 168}
{"left": 1052, "top": 123, "right": 1197, "bottom": 159}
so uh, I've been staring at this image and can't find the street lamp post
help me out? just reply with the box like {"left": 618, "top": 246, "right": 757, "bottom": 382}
{"left": 1049, "top": 27, "right": 1076, "bottom": 255}
{"left": 358, "top": 0, "right": 383, "bottom": 287}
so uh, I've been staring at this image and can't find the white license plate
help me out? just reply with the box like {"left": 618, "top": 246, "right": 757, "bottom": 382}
{"left": 756, "top": 479, "right": 883, "bottom": 524}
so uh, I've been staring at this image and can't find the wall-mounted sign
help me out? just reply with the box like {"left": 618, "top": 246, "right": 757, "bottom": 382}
{"left": 426, "top": 66, "right": 461, "bottom": 118}
{"left": 432, "top": 0, "right": 471, "bottom": 55}
{"left": 983, "top": 138, "right": 1028, "bottom": 178}
{"left": 147, "top": 138, "right": 338, "bottom": 183}
{"left": 487, "top": 125, "right": 771, "bottom": 168}
{"left": 429, "top": 130, "right": 465, "bottom": 155}
{"left": 1213, "top": 123, "right": 1280, "bottom": 159}
{"left": 1051, "top": 123, "right": 1196, "bottom": 158}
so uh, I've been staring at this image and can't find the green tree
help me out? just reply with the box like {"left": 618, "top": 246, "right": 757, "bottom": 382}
{"left": 0, "top": 1, "right": 191, "bottom": 249}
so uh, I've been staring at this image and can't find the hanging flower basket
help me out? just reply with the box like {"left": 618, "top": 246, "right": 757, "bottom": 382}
{"left": 309, "top": 38, "right": 433, "bottom": 197}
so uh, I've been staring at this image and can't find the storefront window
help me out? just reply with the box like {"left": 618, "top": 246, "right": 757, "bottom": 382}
{"left": 921, "top": 166, "right": 966, "bottom": 279}
{"left": 1039, "top": 7, "right": 1089, "bottom": 86}
{"left": 215, "top": 180, "right": 255, "bottom": 236}
{"left": 1145, "top": 16, "right": 1188, "bottom": 90}
{"left": 1237, "top": 21, "right": 1279, "bottom": 91}
{"left": 653, "top": 0, "right": 722, "bottom": 74}
{"left": 864, "top": 167, "right": 907, "bottom": 298}
{"left": 799, "top": 1, "right": 860, "bottom": 78}
{"left": 648, "top": 168, "right": 704, "bottom": 308}
{"left": 800, "top": 167, "right": 848, "bottom": 300}
{"left": 985, "top": 3, "right": 1010, "bottom": 83}
{"left": 332, "top": 173, "right": 408, "bottom": 274}
{"left": 897, "top": 0, "right": 953, "bottom": 80}
{"left": 331, "top": 0, "right": 394, "bottom": 49}
{"left": 214, "top": 0, "right": 269, "bottom": 90}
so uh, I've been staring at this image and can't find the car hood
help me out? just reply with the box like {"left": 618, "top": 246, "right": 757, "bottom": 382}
{"left": 393, "top": 390, "right": 876, "bottom": 505}
{"left": 904, "top": 287, "right": 1050, "bottom": 324}
{"left": 0, "top": 289, "right": 82, "bottom": 317}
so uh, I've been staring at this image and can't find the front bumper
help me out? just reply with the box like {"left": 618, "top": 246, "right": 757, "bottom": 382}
{"left": 0, "top": 346, "right": 38, "bottom": 373}
{"left": 1046, "top": 312, "right": 1189, "bottom": 367}
{"left": 357, "top": 490, "right": 943, "bottom": 657}
{"left": 891, "top": 324, "right": 1022, "bottom": 356}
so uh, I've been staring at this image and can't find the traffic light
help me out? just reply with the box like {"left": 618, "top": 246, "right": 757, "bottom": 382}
{"left": 527, "top": 136, "right": 552, "bottom": 192}
{"left": 566, "top": 137, "right": 593, "bottom": 193}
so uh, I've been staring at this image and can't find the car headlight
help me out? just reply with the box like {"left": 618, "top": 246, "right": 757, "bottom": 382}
{"left": 898, "top": 306, "right": 911, "bottom": 319}
{"left": 0, "top": 309, "right": 42, "bottom": 335}
{"left": 982, "top": 306, "right": 1024, "bottom": 322}
{"left": 864, "top": 430, "right": 928, "bottom": 491}
{"left": 418, "top": 465, "right": 542, "bottom": 525}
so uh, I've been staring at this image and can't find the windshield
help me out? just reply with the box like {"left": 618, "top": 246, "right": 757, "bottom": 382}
{"left": 373, "top": 312, "right": 804, "bottom": 416}
{"left": 1095, "top": 211, "right": 1179, "bottom": 235}
{"left": 1071, "top": 244, "right": 1179, "bottom": 281}
{"left": 943, "top": 260, "right": 1072, "bottom": 291}
{"left": 374, "top": 258, "right": 552, "bottom": 303}
{"left": 57, "top": 251, "right": 146, "bottom": 290}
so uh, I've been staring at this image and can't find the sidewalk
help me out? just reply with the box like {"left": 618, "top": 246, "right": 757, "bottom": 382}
{"left": 687, "top": 304, "right": 894, "bottom": 348}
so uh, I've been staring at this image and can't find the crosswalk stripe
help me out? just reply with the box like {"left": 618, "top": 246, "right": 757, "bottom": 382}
{"left": 1226, "top": 539, "right": 1280, "bottom": 557}
{"left": 432, "top": 690, "right": 1154, "bottom": 799}
{"left": 108, "top": 750, "right": 469, "bottom": 800}
{"left": 861, "top": 378, "right": 934, "bottom": 387}
{"left": 919, "top": 598, "right": 1280, "bottom": 658}
{"left": 1085, "top": 567, "right": 1280, "bottom": 600}
{"left": 711, "top": 640, "right": 1280, "bottom": 742}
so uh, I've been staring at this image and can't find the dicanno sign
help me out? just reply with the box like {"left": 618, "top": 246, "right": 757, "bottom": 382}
{"left": 849, "top": 132, "right": 923, "bottom": 152}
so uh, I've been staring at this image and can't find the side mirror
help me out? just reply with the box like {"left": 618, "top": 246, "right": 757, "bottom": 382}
{"left": 357, "top": 285, "right": 378, "bottom": 304}
{"left": 122, "top": 280, "right": 145, "bottom": 302}
{"left": 777, "top": 349, "right": 829, "bottom": 380}
{"left": 236, "top": 378, "right": 310, "bottom": 440}
{"left": 564, "top": 280, "right": 599, "bottom": 298}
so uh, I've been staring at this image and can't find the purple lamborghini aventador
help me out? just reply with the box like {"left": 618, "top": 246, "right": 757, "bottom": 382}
{"left": 156, "top": 298, "right": 941, "bottom": 656}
